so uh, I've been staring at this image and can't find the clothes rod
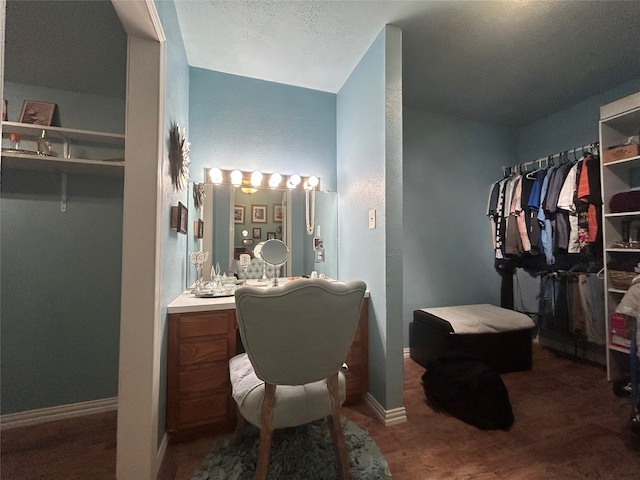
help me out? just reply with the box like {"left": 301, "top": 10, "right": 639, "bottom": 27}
{"left": 502, "top": 142, "right": 599, "bottom": 177}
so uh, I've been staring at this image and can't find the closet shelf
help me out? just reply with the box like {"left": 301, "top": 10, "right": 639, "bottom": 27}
{"left": 1, "top": 151, "right": 124, "bottom": 177}
{"left": 610, "top": 344, "right": 631, "bottom": 355}
{"left": 608, "top": 288, "right": 629, "bottom": 294}
{"left": 605, "top": 211, "right": 640, "bottom": 219}
{"left": 1, "top": 121, "right": 125, "bottom": 177}
{"left": 602, "top": 154, "right": 640, "bottom": 169}
{"left": 1, "top": 121, "right": 125, "bottom": 145}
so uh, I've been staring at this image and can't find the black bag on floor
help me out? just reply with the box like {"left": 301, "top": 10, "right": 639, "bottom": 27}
{"left": 422, "top": 354, "right": 515, "bottom": 431}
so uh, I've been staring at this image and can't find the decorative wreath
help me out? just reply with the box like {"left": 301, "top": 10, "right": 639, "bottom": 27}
{"left": 169, "top": 122, "right": 191, "bottom": 191}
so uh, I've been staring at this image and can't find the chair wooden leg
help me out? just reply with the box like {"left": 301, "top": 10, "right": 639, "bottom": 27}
{"left": 255, "top": 383, "right": 276, "bottom": 480}
{"left": 327, "top": 374, "right": 350, "bottom": 480}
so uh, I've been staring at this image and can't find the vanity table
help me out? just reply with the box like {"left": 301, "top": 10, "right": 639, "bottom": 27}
{"left": 166, "top": 280, "right": 369, "bottom": 439}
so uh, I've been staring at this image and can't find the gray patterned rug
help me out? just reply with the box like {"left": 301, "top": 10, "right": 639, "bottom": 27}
{"left": 191, "top": 417, "right": 392, "bottom": 479}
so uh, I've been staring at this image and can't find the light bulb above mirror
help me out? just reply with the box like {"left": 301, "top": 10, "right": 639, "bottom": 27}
{"left": 206, "top": 168, "right": 320, "bottom": 191}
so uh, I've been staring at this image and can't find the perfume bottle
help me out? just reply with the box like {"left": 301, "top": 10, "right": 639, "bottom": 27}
{"left": 37, "top": 130, "right": 51, "bottom": 156}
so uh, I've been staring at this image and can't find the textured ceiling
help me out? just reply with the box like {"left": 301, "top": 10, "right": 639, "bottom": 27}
{"left": 175, "top": 0, "right": 640, "bottom": 127}
{"left": 5, "top": 1, "right": 640, "bottom": 128}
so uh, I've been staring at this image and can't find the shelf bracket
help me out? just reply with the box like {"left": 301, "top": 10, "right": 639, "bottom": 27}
{"left": 61, "top": 172, "right": 67, "bottom": 212}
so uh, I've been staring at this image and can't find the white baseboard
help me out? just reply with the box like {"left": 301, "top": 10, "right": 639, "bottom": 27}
{"left": 0, "top": 397, "right": 118, "bottom": 430}
{"left": 364, "top": 392, "right": 407, "bottom": 426}
{"left": 157, "top": 432, "right": 169, "bottom": 474}
{"left": 403, "top": 347, "right": 410, "bottom": 358}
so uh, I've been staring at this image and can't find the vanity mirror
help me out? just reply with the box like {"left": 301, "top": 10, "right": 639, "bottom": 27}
{"left": 260, "top": 239, "right": 289, "bottom": 286}
{"left": 192, "top": 183, "right": 337, "bottom": 287}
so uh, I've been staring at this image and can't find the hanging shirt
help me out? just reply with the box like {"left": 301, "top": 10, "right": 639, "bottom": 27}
{"left": 538, "top": 164, "right": 562, "bottom": 264}
{"left": 557, "top": 162, "right": 580, "bottom": 253}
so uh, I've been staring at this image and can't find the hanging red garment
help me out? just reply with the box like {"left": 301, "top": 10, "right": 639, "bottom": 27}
{"left": 577, "top": 156, "right": 590, "bottom": 200}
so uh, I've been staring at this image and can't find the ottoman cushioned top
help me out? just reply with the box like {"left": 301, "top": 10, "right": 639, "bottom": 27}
{"left": 419, "top": 304, "right": 534, "bottom": 334}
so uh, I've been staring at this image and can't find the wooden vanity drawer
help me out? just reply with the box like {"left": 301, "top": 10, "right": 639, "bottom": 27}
{"left": 168, "top": 309, "right": 237, "bottom": 437}
{"left": 178, "top": 393, "right": 228, "bottom": 427}
{"left": 179, "top": 338, "right": 228, "bottom": 365}
{"left": 179, "top": 312, "right": 229, "bottom": 338}
{"left": 179, "top": 362, "right": 228, "bottom": 398}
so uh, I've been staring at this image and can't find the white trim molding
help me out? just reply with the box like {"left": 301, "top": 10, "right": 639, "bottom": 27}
{"left": 364, "top": 392, "right": 407, "bottom": 426}
{"left": 0, "top": 397, "right": 118, "bottom": 430}
{"left": 156, "top": 432, "right": 169, "bottom": 475}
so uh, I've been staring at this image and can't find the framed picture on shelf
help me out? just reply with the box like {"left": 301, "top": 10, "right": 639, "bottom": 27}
{"left": 234, "top": 205, "right": 245, "bottom": 224}
{"left": 18, "top": 100, "right": 57, "bottom": 126}
{"left": 252, "top": 204, "right": 267, "bottom": 223}
{"left": 267, "top": 231, "right": 276, "bottom": 240}
{"left": 274, "top": 204, "right": 283, "bottom": 222}
{"left": 253, "top": 227, "right": 262, "bottom": 238}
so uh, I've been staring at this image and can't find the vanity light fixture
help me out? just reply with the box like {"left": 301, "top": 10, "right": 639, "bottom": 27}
{"left": 287, "top": 174, "right": 301, "bottom": 189}
{"left": 208, "top": 167, "right": 223, "bottom": 184}
{"left": 251, "top": 171, "right": 263, "bottom": 187}
{"left": 269, "top": 173, "right": 282, "bottom": 188}
{"left": 230, "top": 170, "right": 243, "bottom": 186}
{"left": 205, "top": 168, "right": 319, "bottom": 191}
{"left": 304, "top": 175, "right": 319, "bottom": 190}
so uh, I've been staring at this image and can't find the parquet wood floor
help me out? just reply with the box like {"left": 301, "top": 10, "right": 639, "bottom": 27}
{"left": 2, "top": 343, "right": 639, "bottom": 479}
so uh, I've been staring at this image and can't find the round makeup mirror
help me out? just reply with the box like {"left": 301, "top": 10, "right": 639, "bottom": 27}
{"left": 259, "top": 239, "right": 289, "bottom": 286}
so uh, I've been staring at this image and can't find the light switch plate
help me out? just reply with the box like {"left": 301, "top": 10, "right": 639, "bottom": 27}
{"left": 368, "top": 209, "right": 376, "bottom": 229}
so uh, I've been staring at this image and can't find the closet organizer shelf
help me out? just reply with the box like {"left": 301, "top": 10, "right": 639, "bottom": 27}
{"left": 600, "top": 91, "right": 640, "bottom": 379}
{"left": 1, "top": 121, "right": 125, "bottom": 177}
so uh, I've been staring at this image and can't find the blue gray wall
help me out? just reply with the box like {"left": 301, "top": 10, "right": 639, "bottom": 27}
{"left": 402, "top": 110, "right": 515, "bottom": 344}
{"left": 188, "top": 68, "right": 337, "bottom": 191}
{"left": 337, "top": 26, "right": 404, "bottom": 410}
{"left": 517, "top": 77, "right": 640, "bottom": 161}
{"left": 155, "top": 0, "right": 191, "bottom": 444}
{"left": 0, "top": 84, "right": 125, "bottom": 414}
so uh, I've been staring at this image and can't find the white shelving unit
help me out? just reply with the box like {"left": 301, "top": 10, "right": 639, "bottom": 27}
{"left": 1, "top": 121, "right": 125, "bottom": 177}
{"left": 600, "top": 92, "right": 640, "bottom": 380}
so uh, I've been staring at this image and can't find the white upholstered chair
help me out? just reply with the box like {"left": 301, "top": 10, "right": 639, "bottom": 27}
{"left": 229, "top": 278, "right": 367, "bottom": 480}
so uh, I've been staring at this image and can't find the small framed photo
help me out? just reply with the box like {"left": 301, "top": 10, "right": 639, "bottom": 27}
{"left": 19, "top": 100, "right": 57, "bottom": 126}
{"left": 252, "top": 204, "right": 267, "bottom": 223}
{"left": 253, "top": 227, "right": 262, "bottom": 239}
{"left": 314, "top": 237, "right": 324, "bottom": 249}
{"left": 274, "top": 204, "right": 283, "bottom": 222}
{"left": 194, "top": 219, "right": 204, "bottom": 239}
{"left": 267, "top": 231, "right": 276, "bottom": 240}
{"left": 234, "top": 205, "right": 245, "bottom": 224}
{"left": 170, "top": 202, "right": 188, "bottom": 234}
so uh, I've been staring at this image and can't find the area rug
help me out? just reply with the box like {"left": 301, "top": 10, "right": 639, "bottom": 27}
{"left": 191, "top": 417, "right": 392, "bottom": 479}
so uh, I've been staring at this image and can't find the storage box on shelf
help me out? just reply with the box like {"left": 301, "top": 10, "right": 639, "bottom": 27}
{"left": 1, "top": 121, "right": 125, "bottom": 176}
{"left": 600, "top": 91, "right": 640, "bottom": 379}
{"left": 603, "top": 142, "right": 640, "bottom": 164}
{"left": 609, "top": 313, "right": 633, "bottom": 352}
